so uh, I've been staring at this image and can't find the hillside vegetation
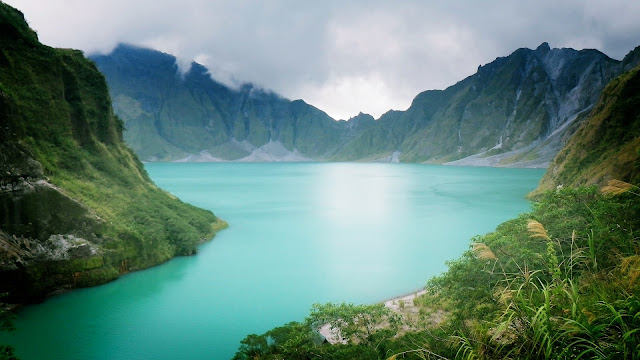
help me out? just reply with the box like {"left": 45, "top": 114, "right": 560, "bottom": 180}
{"left": 0, "top": 3, "right": 225, "bottom": 303}
{"left": 232, "top": 67, "right": 640, "bottom": 359}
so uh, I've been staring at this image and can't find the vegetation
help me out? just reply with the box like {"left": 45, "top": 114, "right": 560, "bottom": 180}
{"left": 233, "top": 183, "right": 640, "bottom": 359}
{"left": 0, "top": 3, "right": 225, "bottom": 302}
{"left": 233, "top": 302, "right": 401, "bottom": 360}
{"left": 536, "top": 65, "right": 640, "bottom": 192}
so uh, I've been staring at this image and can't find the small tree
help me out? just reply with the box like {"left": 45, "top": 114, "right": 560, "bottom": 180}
{"left": 307, "top": 302, "right": 400, "bottom": 349}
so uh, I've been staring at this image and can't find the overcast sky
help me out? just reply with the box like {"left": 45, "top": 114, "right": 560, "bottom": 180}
{"left": 7, "top": 0, "right": 640, "bottom": 120}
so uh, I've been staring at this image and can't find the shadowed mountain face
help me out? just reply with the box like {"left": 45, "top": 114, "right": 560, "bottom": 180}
{"left": 91, "top": 43, "right": 640, "bottom": 167}
{"left": 534, "top": 64, "right": 640, "bottom": 193}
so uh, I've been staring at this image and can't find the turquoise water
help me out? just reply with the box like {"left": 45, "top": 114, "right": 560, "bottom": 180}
{"left": 2, "top": 163, "right": 544, "bottom": 359}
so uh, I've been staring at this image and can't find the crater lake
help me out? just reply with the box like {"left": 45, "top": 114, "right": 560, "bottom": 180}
{"left": 2, "top": 163, "right": 544, "bottom": 359}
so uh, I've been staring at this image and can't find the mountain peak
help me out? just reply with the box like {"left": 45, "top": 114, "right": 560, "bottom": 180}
{"left": 622, "top": 45, "right": 640, "bottom": 71}
{"left": 349, "top": 112, "right": 374, "bottom": 121}
{"left": 536, "top": 42, "right": 551, "bottom": 55}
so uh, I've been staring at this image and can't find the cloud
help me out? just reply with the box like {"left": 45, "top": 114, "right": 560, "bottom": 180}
{"left": 6, "top": 0, "right": 640, "bottom": 119}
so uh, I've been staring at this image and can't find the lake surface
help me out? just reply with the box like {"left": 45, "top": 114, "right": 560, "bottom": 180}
{"left": 2, "top": 163, "right": 544, "bottom": 359}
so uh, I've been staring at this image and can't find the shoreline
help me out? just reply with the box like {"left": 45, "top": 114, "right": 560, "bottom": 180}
{"left": 379, "top": 288, "right": 427, "bottom": 305}
{"left": 319, "top": 288, "right": 429, "bottom": 344}
{"left": 382, "top": 288, "right": 428, "bottom": 311}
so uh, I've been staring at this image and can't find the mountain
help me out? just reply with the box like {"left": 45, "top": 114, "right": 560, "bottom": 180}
{"left": 534, "top": 64, "right": 640, "bottom": 192}
{"left": 339, "top": 43, "right": 640, "bottom": 166}
{"left": 91, "top": 45, "right": 364, "bottom": 161}
{"left": 92, "top": 43, "right": 640, "bottom": 167}
{"left": 0, "top": 3, "right": 225, "bottom": 302}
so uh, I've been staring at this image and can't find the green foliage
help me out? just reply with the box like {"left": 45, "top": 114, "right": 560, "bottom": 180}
{"left": 421, "top": 187, "right": 640, "bottom": 359}
{"left": 536, "top": 65, "right": 640, "bottom": 193}
{"left": 0, "top": 2, "right": 225, "bottom": 301}
{"left": 0, "top": 346, "right": 17, "bottom": 360}
{"left": 233, "top": 303, "right": 401, "bottom": 360}
{"left": 307, "top": 302, "right": 400, "bottom": 346}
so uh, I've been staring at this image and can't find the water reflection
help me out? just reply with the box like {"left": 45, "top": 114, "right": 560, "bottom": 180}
{"left": 315, "top": 163, "right": 404, "bottom": 225}
{"left": 312, "top": 164, "right": 411, "bottom": 298}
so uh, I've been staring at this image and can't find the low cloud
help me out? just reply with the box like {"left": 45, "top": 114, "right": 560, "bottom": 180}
{"left": 7, "top": 0, "right": 640, "bottom": 119}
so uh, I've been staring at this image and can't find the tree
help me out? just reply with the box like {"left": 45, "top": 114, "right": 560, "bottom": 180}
{"left": 306, "top": 302, "right": 400, "bottom": 358}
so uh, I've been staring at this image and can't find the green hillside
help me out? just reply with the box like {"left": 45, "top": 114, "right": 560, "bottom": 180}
{"left": 91, "top": 46, "right": 352, "bottom": 161}
{"left": 0, "top": 3, "right": 226, "bottom": 303}
{"left": 336, "top": 43, "right": 638, "bottom": 166}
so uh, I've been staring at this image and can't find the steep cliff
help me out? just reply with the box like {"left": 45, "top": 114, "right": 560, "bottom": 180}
{"left": 93, "top": 43, "right": 639, "bottom": 167}
{"left": 534, "top": 65, "right": 640, "bottom": 192}
{"left": 0, "top": 3, "right": 225, "bottom": 302}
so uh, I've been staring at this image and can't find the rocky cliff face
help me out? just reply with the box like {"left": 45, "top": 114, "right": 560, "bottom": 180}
{"left": 0, "top": 4, "right": 224, "bottom": 303}
{"left": 534, "top": 65, "right": 640, "bottom": 193}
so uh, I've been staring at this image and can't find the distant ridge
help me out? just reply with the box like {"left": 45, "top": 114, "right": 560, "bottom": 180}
{"left": 91, "top": 42, "right": 640, "bottom": 167}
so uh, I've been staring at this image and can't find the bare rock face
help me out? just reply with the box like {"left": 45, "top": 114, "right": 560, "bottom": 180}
{"left": 0, "top": 171, "right": 110, "bottom": 300}
{"left": 0, "top": 230, "right": 45, "bottom": 270}
{"left": 1, "top": 231, "right": 97, "bottom": 270}
{"left": 533, "top": 65, "right": 640, "bottom": 193}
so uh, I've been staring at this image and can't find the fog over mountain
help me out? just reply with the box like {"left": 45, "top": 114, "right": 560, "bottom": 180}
{"left": 7, "top": 0, "right": 640, "bottom": 119}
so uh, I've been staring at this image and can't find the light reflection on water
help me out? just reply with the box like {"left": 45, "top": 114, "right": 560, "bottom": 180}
{"left": 316, "top": 162, "right": 401, "bottom": 223}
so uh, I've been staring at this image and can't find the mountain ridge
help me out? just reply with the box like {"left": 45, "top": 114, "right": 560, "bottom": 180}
{"left": 92, "top": 42, "right": 640, "bottom": 167}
